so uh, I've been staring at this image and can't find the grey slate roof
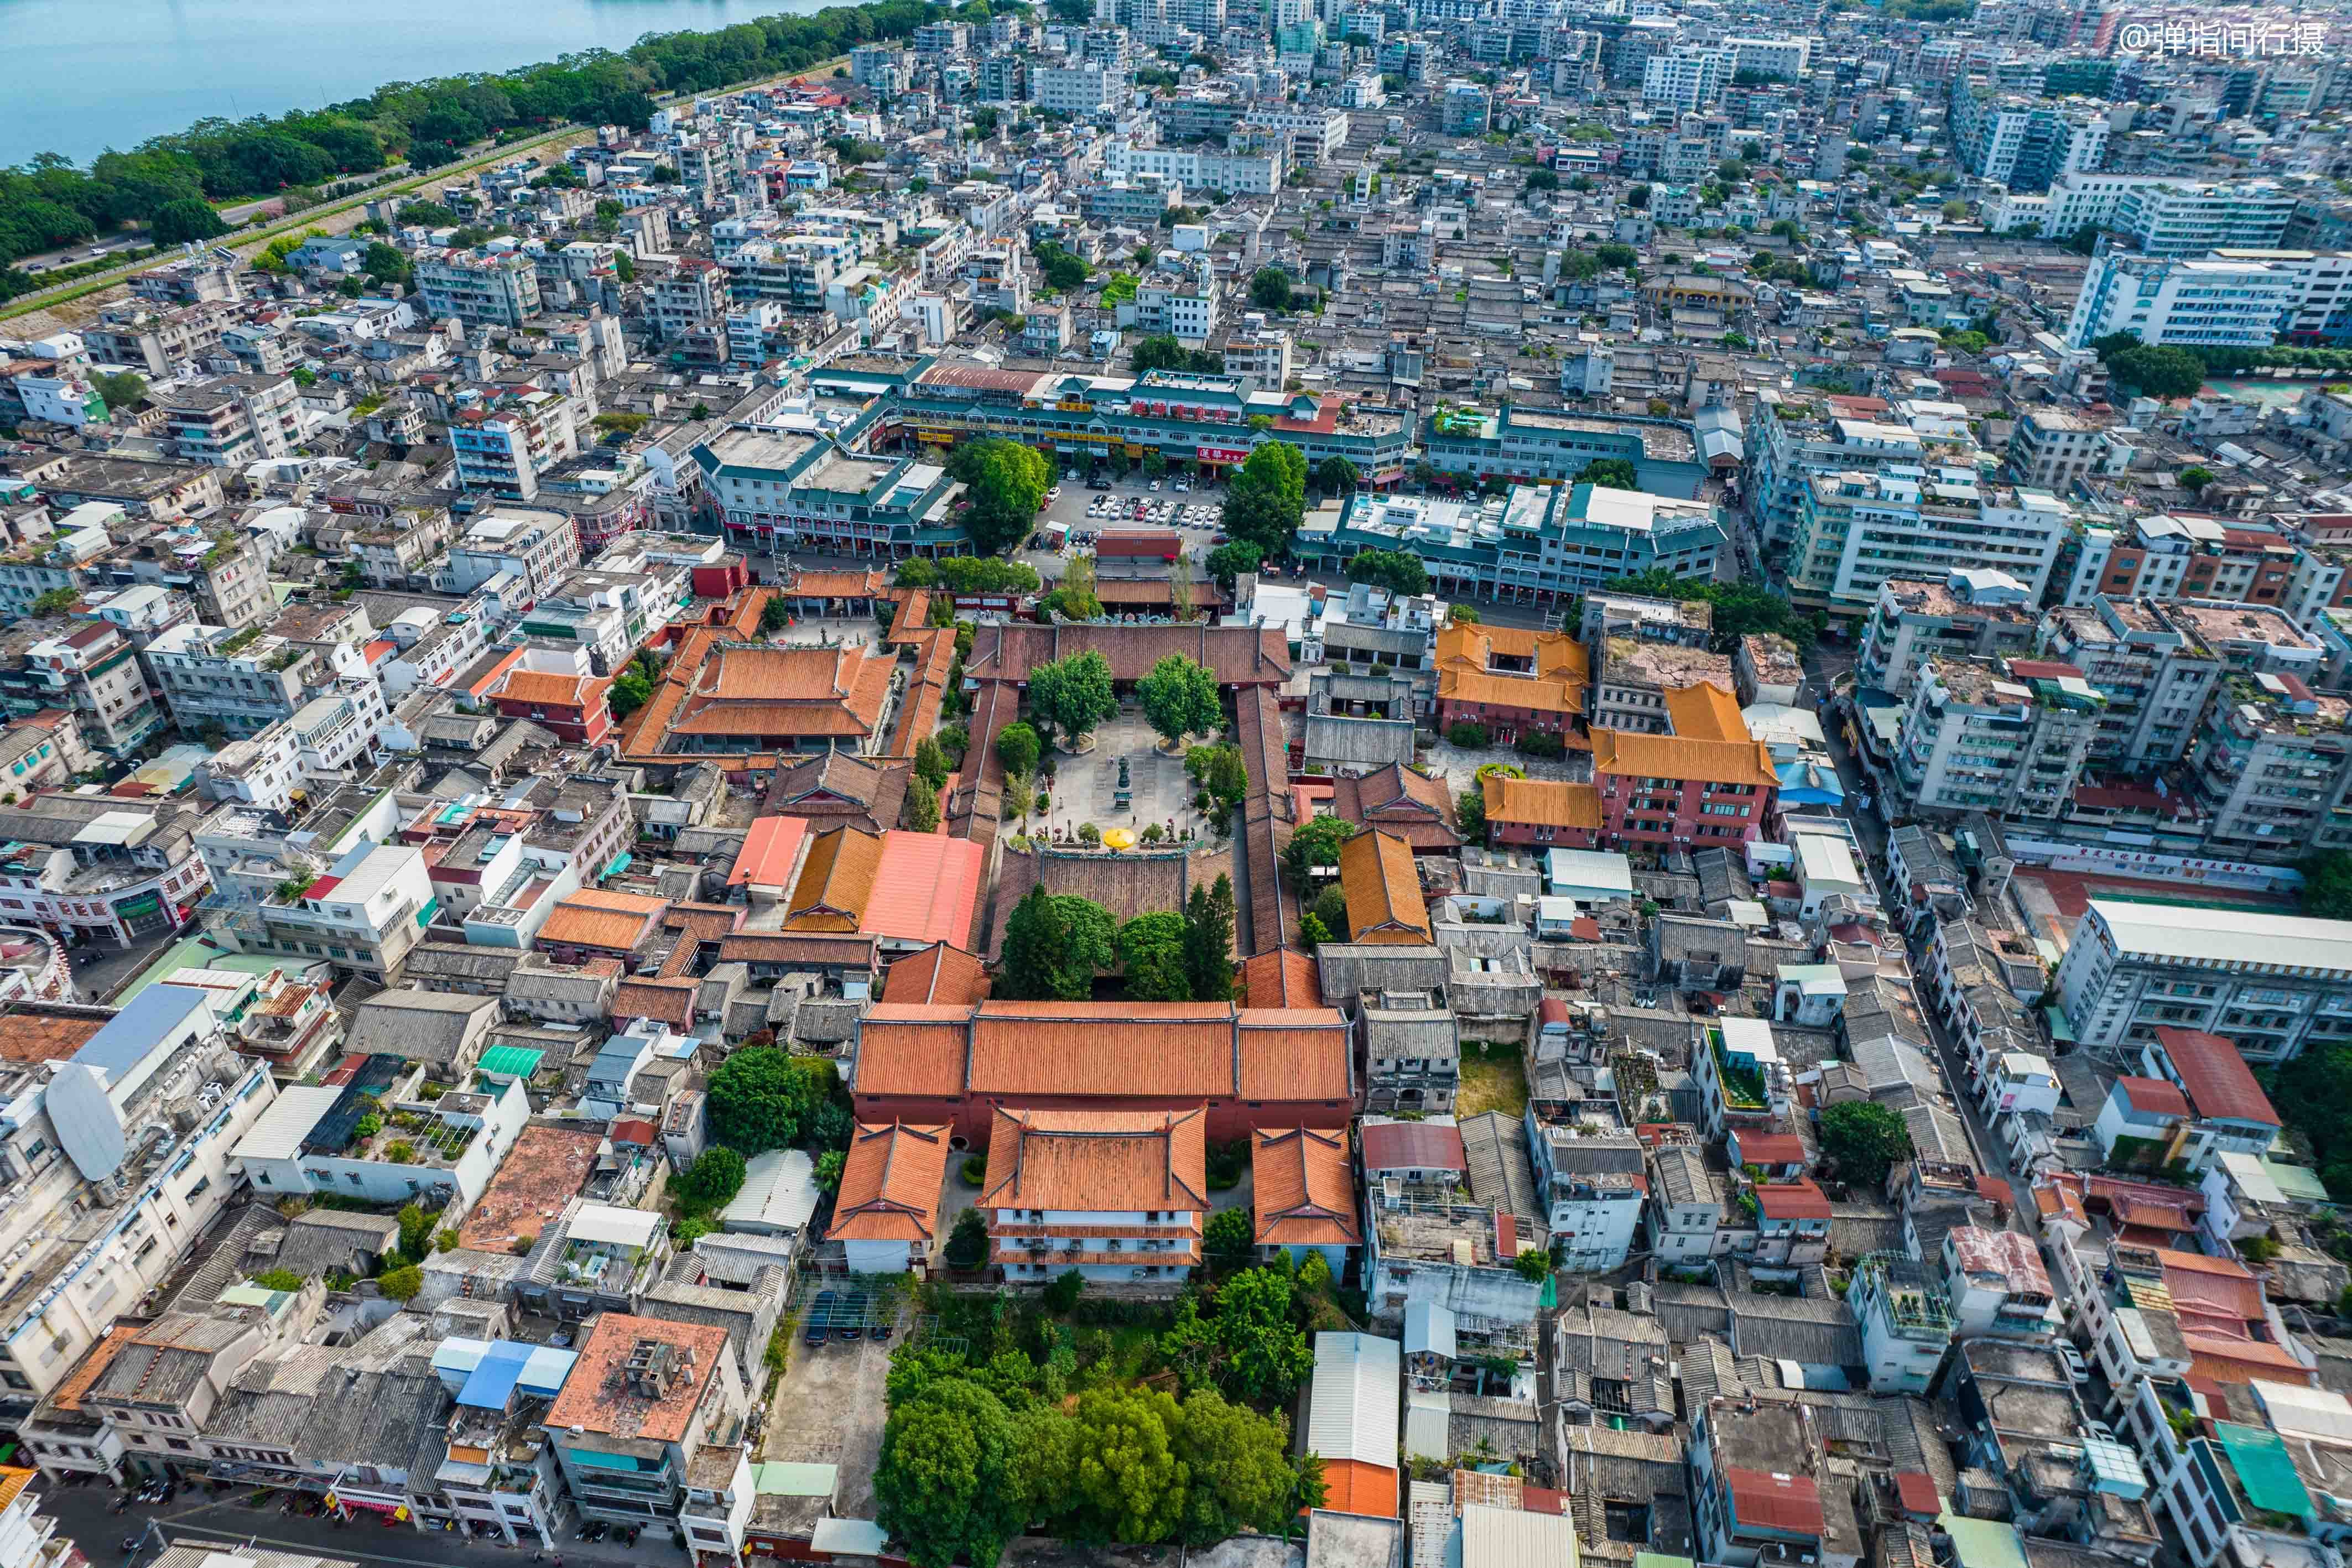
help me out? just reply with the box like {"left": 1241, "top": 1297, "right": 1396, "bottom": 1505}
{"left": 344, "top": 987, "right": 498, "bottom": 1066}
{"left": 1459, "top": 1111, "right": 1543, "bottom": 1237}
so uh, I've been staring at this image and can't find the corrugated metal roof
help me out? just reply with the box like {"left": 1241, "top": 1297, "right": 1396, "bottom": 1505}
{"left": 723, "top": 1148, "right": 821, "bottom": 1232}
{"left": 1307, "top": 1332, "right": 1401, "bottom": 1467}
{"left": 231, "top": 1084, "right": 341, "bottom": 1163}
{"left": 567, "top": 1204, "right": 662, "bottom": 1249}
{"left": 75, "top": 983, "right": 209, "bottom": 1083}
{"left": 1460, "top": 1502, "right": 1580, "bottom": 1568}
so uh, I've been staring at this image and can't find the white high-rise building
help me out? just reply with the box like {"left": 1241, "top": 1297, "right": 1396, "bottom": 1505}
{"left": 2064, "top": 253, "right": 2299, "bottom": 349}
{"left": 1642, "top": 46, "right": 1725, "bottom": 112}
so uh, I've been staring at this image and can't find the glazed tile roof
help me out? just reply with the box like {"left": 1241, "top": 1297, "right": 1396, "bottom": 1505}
{"left": 980, "top": 1106, "right": 1208, "bottom": 1213}
{"left": 1253, "top": 1126, "right": 1361, "bottom": 1247}
{"left": 826, "top": 1122, "right": 950, "bottom": 1244}
{"left": 1482, "top": 775, "right": 1604, "bottom": 830}
{"left": 1338, "top": 829, "right": 1432, "bottom": 942}
{"left": 1592, "top": 728, "right": 1779, "bottom": 788}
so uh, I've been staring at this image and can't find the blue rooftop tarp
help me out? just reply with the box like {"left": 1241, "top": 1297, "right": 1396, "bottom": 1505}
{"left": 458, "top": 1341, "right": 533, "bottom": 1409}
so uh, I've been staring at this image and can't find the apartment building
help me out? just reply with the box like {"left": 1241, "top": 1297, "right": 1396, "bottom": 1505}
{"left": 2037, "top": 598, "right": 2223, "bottom": 773}
{"left": 2063, "top": 253, "right": 2299, "bottom": 350}
{"left": 450, "top": 386, "right": 585, "bottom": 501}
{"left": 2006, "top": 408, "right": 2105, "bottom": 491}
{"left": 0, "top": 992, "right": 275, "bottom": 1430}
{"left": 1590, "top": 727, "right": 1779, "bottom": 849}
{"left": 1789, "top": 472, "right": 2072, "bottom": 616}
{"left": 158, "top": 376, "right": 303, "bottom": 468}
{"left": 219, "top": 838, "right": 438, "bottom": 984}
{"left": 2054, "top": 897, "right": 2352, "bottom": 1060}
{"left": 1032, "top": 64, "right": 1128, "bottom": 114}
{"left": 1856, "top": 573, "right": 2041, "bottom": 697}
{"left": 1590, "top": 645, "right": 1737, "bottom": 736}
{"left": 415, "top": 248, "right": 544, "bottom": 329}
{"left": 142, "top": 622, "right": 325, "bottom": 739}
{"left": 0, "top": 619, "right": 168, "bottom": 758}
{"left": 1747, "top": 394, "right": 1970, "bottom": 551}
{"left": 1134, "top": 272, "right": 1224, "bottom": 342}
{"left": 434, "top": 509, "right": 584, "bottom": 597}
{"left": 1948, "top": 86, "right": 2108, "bottom": 190}
{"left": 2064, "top": 514, "right": 2302, "bottom": 611}
{"left": 1893, "top": 657, "right": 2105, "bottom": 821}
{"left": 542, "top": 1314, "right": 751, "bottom": 1535}
{"left": 2185, "top": 671, "right": 2352, "bottom": 862}
{"left": 2110, "top": 180, "right": 2296, "bottom": 256}
{"left": 1102, "top": 140, "right": 1285, "bottom": 195}
{"left": 1524, "top": 1118, "right": 1645, "bottom": 1272}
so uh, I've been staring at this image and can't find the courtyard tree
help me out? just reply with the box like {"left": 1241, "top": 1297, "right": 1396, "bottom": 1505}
{"left": 994, "top": 721, "right": 1042, "bottom": 779}
{"left": 1248, "top": 267, "right": 1293, "bottom": 311}
{"left": 1204, "top": 540, "right": 1262, "bottom": 590}
{"left": 1028, "top": 649, "right": 1117, "bottom": 746}
{"left": 1818, "top": 1101, "right": 1912, "bottom": 1188}
{"left": 877, "top": 1378, "right": 1023, "bottom": 1568}
{"left": 1575, "top": 457, "right": 1639, "bottom": 490}
{"left": 1182, "top": 874, "right": 1237, "bottom": 1002}
{"left": 1118, "top": 911, "right": 1192, "bottom": 1001}
{"left": 706, "top": 1046, "right": 828, "bottom": 1153}
{"left": 999, "top": 887, "right": 1117, "bottom": 1000}
{"left": 1283, "top": 814, "right": 1355, "bottom": 883}
{"left": 1138, "top": 653, "right": 1221, "bottom": 749}
{"left": 680, "top": 1146, "right": 748, "bottom": 1211}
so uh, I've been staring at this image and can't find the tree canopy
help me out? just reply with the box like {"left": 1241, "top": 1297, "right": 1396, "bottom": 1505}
{"left": 1221, "top": 441, "right": 1307, "bottom": 560}
{"left": 1204, "top": 540, "right": 1262, "bottom": 589}
{"left": 1575, "top": 457, "right": 1640, "bottom": 490}
{"left": 998, "top": 887, "right": 1118, "bottom": 1000}
{"left": 1817, "top": 1101, "right": 1912, "bottom": 1188}
{"left": 1137, "top": 654, "right": 1221, "bottom": 747}
{"left": 947, "top": 438, "right": 1053, "bottom": 555}
{"left": 1132, "top": 335, "right": 1222, "bottom": 374}
{"left": 706, "top": 1048, "right": 833, "bottom": 1153}
{"left": 1118, "top": 911, "right": 1193, "bottom": 1001}
{"left": 1183, "top": 874, "right": 1237, "bottom": 1003}
{"left": 1028, "top": 650, "right": 1118, "bottom": 742}
{"left": 1282, "top": 815, "right": 1356, "bottom": 885}
{"left": 1248, "top": 267, "right": 1293, "bottom": 311}
{"left": 1346, "top": 549, "right": 1429, "bottom": 597}
{"left": 1604, "top": 568, "right": 1818, "bottom": 653}
{"left": 995, "top": 721, "right": 1042, "bottom": 780}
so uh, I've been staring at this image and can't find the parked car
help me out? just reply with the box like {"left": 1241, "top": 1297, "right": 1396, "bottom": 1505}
{"left": 2056, "top": 1342, "right": 2090, "bottom": 1383}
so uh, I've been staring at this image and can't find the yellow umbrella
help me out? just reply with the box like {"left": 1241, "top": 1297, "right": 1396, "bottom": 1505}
{"left": 1102, "top": 827, "right": 1137, "bottom": 851}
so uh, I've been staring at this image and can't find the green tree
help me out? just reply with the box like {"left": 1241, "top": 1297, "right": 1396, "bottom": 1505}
{"left": 2302, "top": 852, "right": 2352, "bottom": 920}
{"left": 151, "top": 197, "right": 227, "bottom": 243}
{"left": 1119, "top": 911, "right": 1193, "bottom": 1001}
{"left": 1028, "top": 649, "right": 1117, "bottom": 744}
{"left": 1173, "top": 1389, "right": 1298, "bottom": 1543}
{"left": 92, "top": 371, "right": 147, "bottom": 413}
{"left": 376, "top": 1264, "right": 423, "bottom": 1301}
{"left": 815, "top": 1149, "right": 846, "bottom": 1191}
{"left": 396, "top": 1201, "right": 431, "bottom": 1261}
{"left": 947, "top": 437, "right": 1052, "bottom": 554}
{"left": 1070, "top": 1387, "right": 1187, "bottom": 1545}
{"left": 1205, "top": 540, "right": 1262, "bottom": 588}
{"left": 995, "top": 721, "right": 1042, "bottom": 779}
{"left": 1203, "top": 1205, "right": 1255, "bottom": 1262}
{"left": 251, "top": 1268, "right": 306, "bottom": 1292}
{"left": 1044, "top": 1268, "right": 1086, "bottom": 1314}
{"left": 1346, "top": 548, "right": 1429, "bottom": 597}
{"left": 1000, "top": 888, "right": 1117, "bottom": 999}
{"left": 1138, "top": 653, "right": 1221, "bottom": 748}
{"left": 1206, "top": 1267, "right": 1314, "bottom": 1403}
{"left": 2179, "top": 466, "right": 2215, "bottom": 494}
{"left": 1222, "top": 441, "right": 1307, "bottom": 559}
{"left": 1036, "top": 241, "right": 1090, "bottom": 291}
{"left": 1283, "top": 815, "right": 1355, "bottom": 883}
{"left": 1314, "top": 456, "right": 1359, "bottom": 496}
{"left": 1183, "top": 874, "right": 1236, "bottom": 1002}
{"left": 1818, "top": 1101, "right": 1913, "bottom": 1189}
{"left": 608, "top": 665, "right": 654, "bottom": 720}
{"left": 28, "top": 587, "right": 79, "bottom": 616}
{"left": 1456, "top": 786, "right": 1487, "bottom": 845}
{"left": 1248, "top": 267, "right": 1292, "bottom": 311}
{"left": 1575, "top": 457, "right": 1640, "bottom": 490}
{"left": 1524, "top": 168, "right": 1560, "bottom": 194}
{"left": 2107, "top": 343, "right": 2207, "bottom": 399}
{"left": 681, "top": 1145, "right": 749, "bottom": 1211}
{"left": 705, "top": 1047, "right": 826, "bottom": 1153}
{"left": 878, "top": 1379, "right": 1023, "bottom": 1568}
{"left": 944, "top": 1207, "right": 990, "bottom": 1268}
{"left": 913, "top": 736, "right": 951, "bottom": 793}
{"left": 1300, "top": 913, "right": 1334, "bottom": 945}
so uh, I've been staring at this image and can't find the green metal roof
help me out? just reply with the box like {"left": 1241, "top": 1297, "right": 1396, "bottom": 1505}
{"left": 2262, "top": 1159, "right": 2333, "bottom": 1205}
{"left": 2215, "top": 1421, "right": 2315, "bottom": 1520}
{"left": 477, "top": 1046, "right": 546, "bottom": 1080}
{"left": 1938, "top": 1514, "right": 2027, "bottom": 1568}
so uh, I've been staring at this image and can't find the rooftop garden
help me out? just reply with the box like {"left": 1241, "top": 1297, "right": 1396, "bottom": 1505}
{"left": 1710, "top": 1029, "right": 1767, "bottom": 1110}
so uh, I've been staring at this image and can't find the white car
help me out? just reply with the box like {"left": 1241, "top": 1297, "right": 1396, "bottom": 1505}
{"left": 1047, "top": 486, "right": 1063, "bottom": 501}
{"left": 1149, "top": 480, "right": 1163, "bottom": 491}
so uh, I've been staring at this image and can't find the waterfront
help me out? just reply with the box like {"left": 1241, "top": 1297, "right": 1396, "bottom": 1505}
{"left": 0, "top": 0, "right": 846, "bottom": 165}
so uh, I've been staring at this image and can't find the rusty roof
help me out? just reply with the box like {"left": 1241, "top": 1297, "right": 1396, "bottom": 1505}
{"left": 542, "top": 1312, "right": 734, "bottom": 1444}
{"left": 0, "top": 1004, "right": 110, "bottom": 1064}
{"left": 981, "top": 1106, "right": 1208, "bottom": 1213}
{"left": 457, "top": 1123, "right": 606, "bottom": 1251}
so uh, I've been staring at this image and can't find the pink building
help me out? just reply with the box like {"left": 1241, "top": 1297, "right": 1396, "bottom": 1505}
{"left": 1591, "top": 729, "right": 1779, "bottom": 849}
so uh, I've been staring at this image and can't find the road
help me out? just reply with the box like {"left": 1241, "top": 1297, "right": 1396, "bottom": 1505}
{"left": 3, "top": 56, "right": 848, "bottom": 323}
{"left": 44, "top": 1484, "right": 688, "bottom": 1568}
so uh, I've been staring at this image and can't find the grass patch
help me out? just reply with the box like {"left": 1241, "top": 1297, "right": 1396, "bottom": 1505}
{"left": 1456, "top": 1043, "right": 1528, "bottom": 1119}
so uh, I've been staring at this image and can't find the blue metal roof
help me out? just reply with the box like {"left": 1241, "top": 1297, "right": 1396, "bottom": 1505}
{"left": 73, "top": 984, "right": 208, "bottom": 1083}
{"left": 457, "top": 1341, "right": 534, "bottom": 1409}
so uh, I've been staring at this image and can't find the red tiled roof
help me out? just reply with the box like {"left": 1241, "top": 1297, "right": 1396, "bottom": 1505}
{"left": 1756, "top": 1179, "right": 1832, "bottom": 1220}
{"left": 2115, "top": 1076, "right": 2192, "bottom": 1118}
{"left": 2154, "top": 1027, "right": 2280, "bottom": 1128}
{"left": 1726, "top": 1468, "right": 1824, "bottom": 1535}
{"left": 1893, "top": 1472, "right": 1940, "bottom": 1517}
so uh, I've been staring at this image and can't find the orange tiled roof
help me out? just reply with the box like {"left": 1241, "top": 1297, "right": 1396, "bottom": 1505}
{"left": 1240, "top": 947, "right": 1320, "bottom": 1008}
{"left": 498, "top": 668, "right": 608, "bottom": 708}
{"left": 1662, "top": 681, "right": 1748, "bottom": 743}
{"left": 613, "top": 977, "right": 695, "bottom": 1028}
{"left": 786, "top": 825, "right": 884, "bottom": 932}
{"left": 543, "top": 1312, "right": 735, "bottom": 1442}
{"left": 1438, "top": 664, "right": 1588, "bottom": 716}
{"left": 1252, "top": 1126, "right": 1361, "bottom": 1246}
{"left": 0, "top": 1006, "right": 110, "bottom": 1064}
{"left": 538, "top": 887, "right": 669, "bottom": 952}
{"left": 980, "top": 1106, "right": 1208, "bottom": 1213}
{"left": 1337, "top": 829, "right": 1432, "bottom": 943}
{"left": 826, "top": 1122, "right": 950, "bottom": 1244}
{"left": 1591, "top": 728, "right": 1779, "bottom": 788}
{"left": 1481, "top": 774, "right": 1603, "bottom": 831}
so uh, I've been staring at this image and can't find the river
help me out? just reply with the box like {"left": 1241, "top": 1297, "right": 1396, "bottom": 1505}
{"left": 0, "top": 0, "right": 848, "bottom": 166}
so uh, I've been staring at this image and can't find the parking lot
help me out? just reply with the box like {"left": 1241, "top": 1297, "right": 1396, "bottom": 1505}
{"left": 766, "top": 1288, "right": 905, "bottom": 1519}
